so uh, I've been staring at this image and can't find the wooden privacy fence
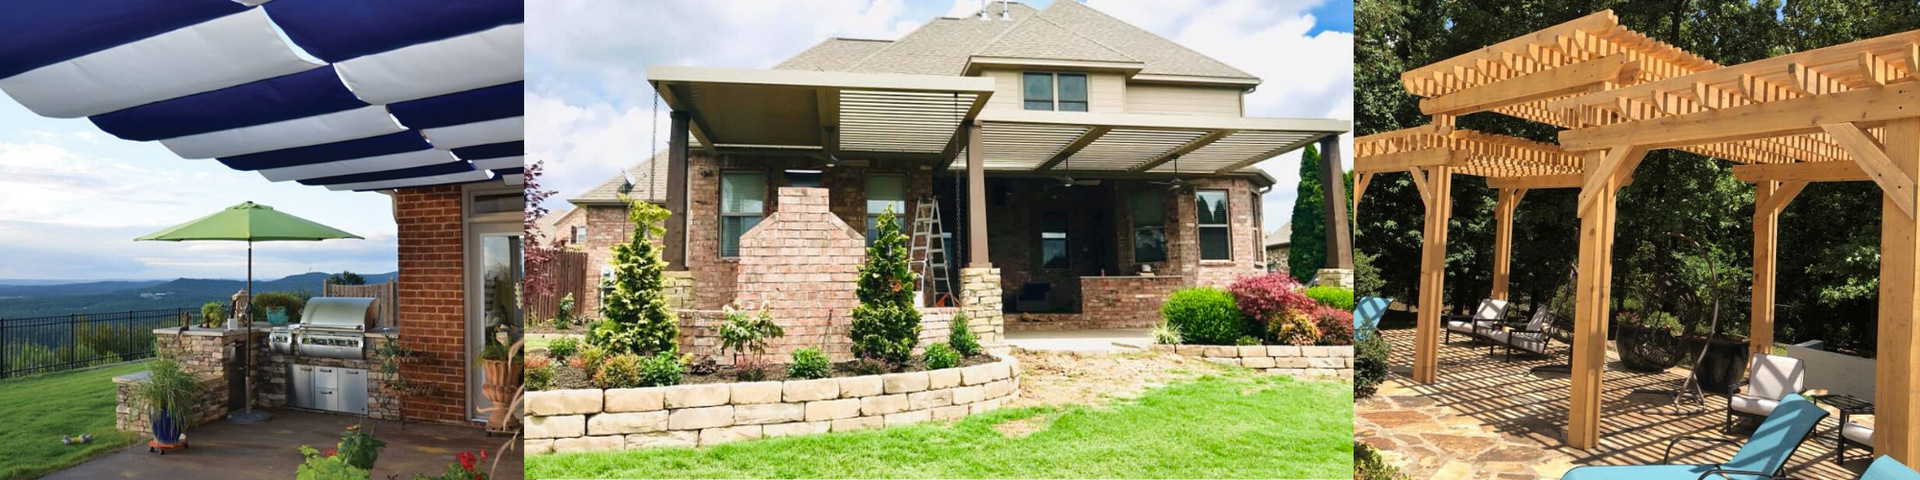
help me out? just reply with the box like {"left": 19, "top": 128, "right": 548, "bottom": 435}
{"left": 322, "top": 280, "right": 397, "bottom": 330}
{"left": 527, "top": 250, "right": 589, "bottom": 322}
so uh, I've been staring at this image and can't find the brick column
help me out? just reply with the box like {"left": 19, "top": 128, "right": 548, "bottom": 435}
{"left": 394, "top": 186, "right": 468, "bottom": 424}
{"left": 960, "top": 268, "right": 1003, "bottom": 343}
{"left": 734, "top": 187, "right": 865, "bottom": 360}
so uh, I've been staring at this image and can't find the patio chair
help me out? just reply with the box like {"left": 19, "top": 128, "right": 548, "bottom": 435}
{"left": 1490, "top": 306, "right": 1561, "bottom": 362}
{"left": 1782, "top": 456, "right": 1919, "bottom": 480}
{"left": 1726, "top": 354, "right": 1806, "bottom": 433}
{"left": 1838, "top": 420, "right": 1872, "bottom": 466}
{"left": 1560, "top": 394, "right": 1829, "bottom": 480}
{"left": 1444, "top": 299, "right": 1509, "bottom": 344}
{"left": 1354, "top": 296, "right": 1392, "bottom": 340}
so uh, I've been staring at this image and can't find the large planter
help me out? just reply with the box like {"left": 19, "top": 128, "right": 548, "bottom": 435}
{"left": 1616, "top": 324, "right": 1683, "bottom": 372}
{"left": 480, "top": 359, "right": 523, "bottom": 431}
{"left": 1690, "top": 337, "right": 1751, "bottom": 394}
{"left": 149, "top": 409, "right": 186, "bottom": 448}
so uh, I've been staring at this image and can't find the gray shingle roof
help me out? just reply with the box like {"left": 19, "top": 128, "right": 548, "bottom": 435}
{"left": 570, "top": 151, "right": 668, "bottom": 205}
{"left": 1266, "top": 224, "right": 1291, "bottom": 248}
{"left": 773, "top": 38, "right": 893, "bottom": 71}
{"left": 775, "top": 1, "right": 1254, "bottom": 81}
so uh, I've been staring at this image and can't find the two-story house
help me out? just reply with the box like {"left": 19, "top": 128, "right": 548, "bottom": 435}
{"left": 566, "top": 1, "right": 1346, "bottom": 358}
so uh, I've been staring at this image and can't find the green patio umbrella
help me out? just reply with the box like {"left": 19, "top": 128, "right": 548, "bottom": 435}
{"left": 137, "top": 201, "right": 363, "bottom": 424}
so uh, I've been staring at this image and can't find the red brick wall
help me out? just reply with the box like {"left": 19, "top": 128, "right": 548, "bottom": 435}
{"left": 576, "top": 204, "right": 646, "bottom": 317}
{"left": 733, "top": 187, "right": 866, "bottom": 361}
{"left": 1080, "top": 275, "right": 1185, "bottom": 328}
{"left": 393, "top": 185, "right": 468, "bottom": 424}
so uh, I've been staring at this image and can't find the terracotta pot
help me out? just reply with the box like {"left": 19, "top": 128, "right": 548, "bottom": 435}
{"left": 480, "top": 359, "right": 522, "bottom": 429}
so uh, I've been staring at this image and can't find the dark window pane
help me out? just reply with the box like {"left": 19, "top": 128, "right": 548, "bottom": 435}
{"left": 1134, "top": 227, "right": 1166, "bottom": 263}
{"left": 721, "top": 172, "right": 765, "bottom": 214}
{"left": 721, "top": 216, "right": 763, "bottom": 257}
{"left": 1023, "top": 73, "right": 1053, "bottom": 110}
{"left": 785, "top": 169, "right": 822, "bottom": 188}
{"left": 1057, "top": 74, "right": 1087, "bottom": 102}
{"left": 1041, "top": 212, "right": 1068, "bottom": 235}
{"left": 1200, "top": 227, "right": 1230, "bottom": 260}
{"left": 1196, "top": 190, "right": 1228, "bottom": 225}
{"left": 1042, "top": 240, "right": 1068, "bottom": 269}
{"left": 1130, "top": 191, "right": 1163, "bottom": 225}
{"left": 1058, "top": 101, "right": 1087, "bottom": 112}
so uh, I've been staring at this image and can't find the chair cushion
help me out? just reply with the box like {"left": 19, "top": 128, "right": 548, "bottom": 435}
{"left": 1474, "top": 299, "right": 1510, "bottom": 322}
{"left": 1561, "top": 464, "right": 1768, "bottom": 480}
{"left": 1843, "top": 421, "right": 1875, "bottom": 444}
{"left": 1863, "top": 456, "right": 1920, "bottom": 480}
{"left": 1507, "top": 332, "right": 1549, "bottom": 354}
{"left": 1729, "top": 395, "right": 1778, "bottom": 416}
{"left": 1524, "top": 307, "right": 1551, "bottom": 332}
{"left": 1745, "top": 354, "right": 1805, "bottom": 400}
{"left": 1446, "top": 320, "right": 1477, "bottom": 333}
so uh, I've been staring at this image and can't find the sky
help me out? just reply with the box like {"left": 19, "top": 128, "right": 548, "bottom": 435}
{"left": 0, "top": 99, "right": 400, "bottom": 281}
{"left": 526, "top": 0, "right": 1355, "bottom": 233}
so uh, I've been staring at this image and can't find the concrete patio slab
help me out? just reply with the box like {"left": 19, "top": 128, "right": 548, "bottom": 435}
{"left": 44, "top": 409, "right": 522, "bottom": 480}
{"left": 1004, "top": 328, "right": 1153, "bottom": 353}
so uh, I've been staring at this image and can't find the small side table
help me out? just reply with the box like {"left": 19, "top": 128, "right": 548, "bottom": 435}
{"left": 1814, "top": 394, "right": 1873, "bottom": 465}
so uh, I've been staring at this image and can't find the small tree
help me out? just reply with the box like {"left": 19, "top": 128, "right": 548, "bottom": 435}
{"left": 849, "top": 208, "right": 921, "bottom": 365}
{"left": 589, "top": 194, "right": 678, "bottom": 356}
{"left": 327, "top": 271, "right": 367, "bottom": 286}
{"left": 719, "top": 305, "right": 785, "bottom": 380}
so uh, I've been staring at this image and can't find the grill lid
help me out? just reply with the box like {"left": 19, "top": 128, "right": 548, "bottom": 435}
{"left": 300, "top": 297, "right": 375, "bottom": 331}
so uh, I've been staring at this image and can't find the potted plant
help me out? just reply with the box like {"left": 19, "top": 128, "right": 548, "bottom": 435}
{"left": 136, "top": 349, "right": 199, "bottom": 452}
{"left": 476, "top": 340, "right": 519, "bottom": 431}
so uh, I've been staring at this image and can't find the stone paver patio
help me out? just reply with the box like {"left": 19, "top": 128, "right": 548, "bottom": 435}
{"left": 45, "top": 409, "right": 522, "bottom": 480}
{"left": 1358, "top": 318, "right": 1869, "bottom": 480}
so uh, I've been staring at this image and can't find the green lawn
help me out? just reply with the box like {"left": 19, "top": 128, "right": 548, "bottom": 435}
{"left": 0, "top": 361, "right": 148, "bottom": 480}
{"left": 527, "top": 371, "right": 1353, "bottom": 479}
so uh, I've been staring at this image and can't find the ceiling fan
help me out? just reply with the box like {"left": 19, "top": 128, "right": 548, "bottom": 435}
{"left": 1047, "top": 154, "right": 1101, "bottom": 191}
{"left": 1150, "top": 155, "right": 1189, "bottom": 190}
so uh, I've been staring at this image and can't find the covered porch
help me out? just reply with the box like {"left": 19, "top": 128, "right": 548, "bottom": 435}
{"left": 645, "top": 66, "right": 1348, "bottom": 337}
{"left": 1354, "top": 9, "right": 1920, "bottom": 465}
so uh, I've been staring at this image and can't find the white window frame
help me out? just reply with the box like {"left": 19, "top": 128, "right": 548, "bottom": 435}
{"left": 1196, "top": 189, "right": 1231, "bottom": 261}
{"left": 1022, "top": 72, "right": 1088, "bottom": 112}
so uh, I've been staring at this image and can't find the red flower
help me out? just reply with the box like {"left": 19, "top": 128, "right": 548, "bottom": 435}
{"left": 456, "top": 451, "right": 477, "bottom": 471}
{"left": 322, "top": 448, "right": 338, "bottom": 458}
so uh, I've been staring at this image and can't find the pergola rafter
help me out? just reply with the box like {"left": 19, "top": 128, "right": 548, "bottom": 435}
{"left": 1358, "top": 10, "right": 1920, "bottom": 462}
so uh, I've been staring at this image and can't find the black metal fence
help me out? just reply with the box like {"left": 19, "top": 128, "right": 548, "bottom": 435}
{"left": 0, "top": 308, "right": 194, "bottom": 380}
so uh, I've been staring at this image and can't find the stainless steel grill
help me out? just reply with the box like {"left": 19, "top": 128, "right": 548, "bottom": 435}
{"left": 290, "top": 298, "right": 375, "bottom": 360}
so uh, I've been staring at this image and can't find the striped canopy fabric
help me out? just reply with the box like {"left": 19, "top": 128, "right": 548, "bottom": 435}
{"left": 0, "top": 0, "right": 525, "bottom": 191}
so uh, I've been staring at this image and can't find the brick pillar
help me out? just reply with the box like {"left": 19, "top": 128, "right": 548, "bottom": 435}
{"left": 734, "top": 187, "right": 865, "bottom": 361}
{"left": 394, "top": 186, "right": 468, "bottom": 424}
{"left": 960, "top": 267, "right": 1003, "bottom": 343}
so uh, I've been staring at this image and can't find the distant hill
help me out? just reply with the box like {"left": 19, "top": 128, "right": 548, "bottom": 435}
{"left": 0, "top": 272, "right": 397, "bottom": 320}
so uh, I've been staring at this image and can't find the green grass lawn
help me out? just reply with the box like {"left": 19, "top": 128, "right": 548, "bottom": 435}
{"left": 0, "top": 361, "right": 148, "bottom": 480}
{"left": 527, "top": 371, "right": 1353, "bottom": 479}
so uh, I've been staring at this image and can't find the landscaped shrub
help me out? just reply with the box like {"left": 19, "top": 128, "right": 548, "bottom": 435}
{"left": 525, "top": 356, "right": 555, "bottom": 391}
{"left": 786, "top": 347, "right": 831, "bottom": 379}
{"left": 546, "top": 337, "right": 580, "bottom": 362}
{"left": 1355, "top": 443, "right": 1403, "bottom": 480}
{"left": 1266, "top": 310, "right": 1321, "bottom": 346}
{"left": 591, "top": 195, "right": 679, "bottom": 356}
{"left": 1303, "top": 286, "right": 1355, "bottom": 311}
{"left": 1226, "top": 272, "right": 1318, "bottom": 325}
{"left": 252, "top": 291, "right": 307, "bottom": 324}
{"left": 1152, "top": 321, "right": 1182, "bottom": 345}
{"left": 552, "top": 293, "right": 577, "bottom": 330}
{"left": 572, "top": 345, "right": 609, "bottom": 375}
{"left": 637, "top": 351, "right": 684, "bottom": 387}
{"left": 1355, "top": 331, "right": 1391, "bottom": 397}
{"left": 336, "top": 424, "right": 386, "bottom": 471}
{"left": 719, "top": 305, "right": 785, "bottom": 380}
{"left": 1160, "top": 287, "right": 1250, "bottom": 345}
{"left": 1314, "top": 307, "right": 1355, "bottom": 346}
{"left": 849, "top": 208, "right": 922, "bottom": 365}
{"left": 948, "top": 313, "right": 982, "bottom": 357}
{"left": 593, "top": 354, "right": 645, "bottom": 389}
{"left": 1235, "top": 336, "right": 1262, "bottom": 346}
{"left": 923, "top": 343, "right": 959, "bottom": 369}
{"left": 200, "top": 301, "right": 226, "bottom": 326}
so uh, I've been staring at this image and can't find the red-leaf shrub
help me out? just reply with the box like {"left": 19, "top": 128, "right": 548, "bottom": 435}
{"left": 1314, "top": 307, "right": 1355, "bottom": 346}
{"left": 1227, "top": 272, "right": 1319, "bottom": 326}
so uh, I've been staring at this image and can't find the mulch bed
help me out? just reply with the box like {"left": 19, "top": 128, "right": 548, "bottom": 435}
{"left": 543, "top": 353, "right": 998, "bottom": 390}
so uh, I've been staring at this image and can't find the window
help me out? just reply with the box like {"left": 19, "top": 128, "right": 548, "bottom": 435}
{"left": 1040, "top": 212, "right": 1069, "bottom": 269}
{"left": 571, "top": 226, "right": 587, "bottom": 245}
{"left": 785, "top": 169, "right": 822, "bottom": 188}
{"left": 865, "top": 174, "right": 906, "bottom": 246}
{"left": 1022, "top": 72, "right": 1088, "bottom": 112}
{"left": 719, "top": 171, "right": 765, "bottom": 257}
{"left": 1130, "top": 191, "right": 1166, "bottom": 263}
{"left": 1196, "top": 190, "right": 1230, "bottom": 260}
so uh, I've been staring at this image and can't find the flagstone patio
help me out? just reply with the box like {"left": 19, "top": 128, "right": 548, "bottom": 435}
{"left": 1357, "top": 321, "right": 1869, "bottom": 480}
{"left": 43, "top": 409, "right": 520, "bottom": 480}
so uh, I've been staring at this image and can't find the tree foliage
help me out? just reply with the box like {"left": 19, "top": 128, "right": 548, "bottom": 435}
{"left": 1354, "top": 0, "right": 1919, "bottom": 355}
{"left": 326, "top": 271, "right": 366, "bottom": 286}
{"left": 1289, "top": 144, "right": 1327, "bottom": 280}
{"left": 849, "top": 208, "right": 922, "bottom": 365}
{"left": 589, "top": 194, "right": 679, "bottom": 356}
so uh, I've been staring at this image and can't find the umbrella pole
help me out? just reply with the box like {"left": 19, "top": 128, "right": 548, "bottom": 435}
{"left": 229, "top": 240, "right": 270, "bottom": 424}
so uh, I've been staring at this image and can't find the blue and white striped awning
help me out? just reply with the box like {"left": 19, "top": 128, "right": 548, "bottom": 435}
{"left": 0, "top": 0, "right": 524, "bottom": 191}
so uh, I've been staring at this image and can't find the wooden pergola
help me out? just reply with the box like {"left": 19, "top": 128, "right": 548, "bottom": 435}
{"left": 1355, "top": 11, "right": 1920, "bottom": 462}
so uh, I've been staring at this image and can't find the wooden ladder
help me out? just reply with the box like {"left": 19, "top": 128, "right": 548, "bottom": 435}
{"left": 910, "top": 196, "right": 953, "bottom": 305}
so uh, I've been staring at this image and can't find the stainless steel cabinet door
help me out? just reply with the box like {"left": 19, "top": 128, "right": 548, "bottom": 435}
{"left": 341, "top": 368, "right": 368, "bottom": 415}
{"left": 291, "top": 365, "right": 314, "bottom": 410}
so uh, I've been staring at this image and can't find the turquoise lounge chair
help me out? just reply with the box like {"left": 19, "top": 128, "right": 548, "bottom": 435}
{"left": 1354, "top": 296, "right": 1392, "bottom": 340}
{"left": 1784, "top": 456, "right": 1920, "bottom": 480}
{"left": 1561, "top": 394, "right": 1829, "bottom": 480}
